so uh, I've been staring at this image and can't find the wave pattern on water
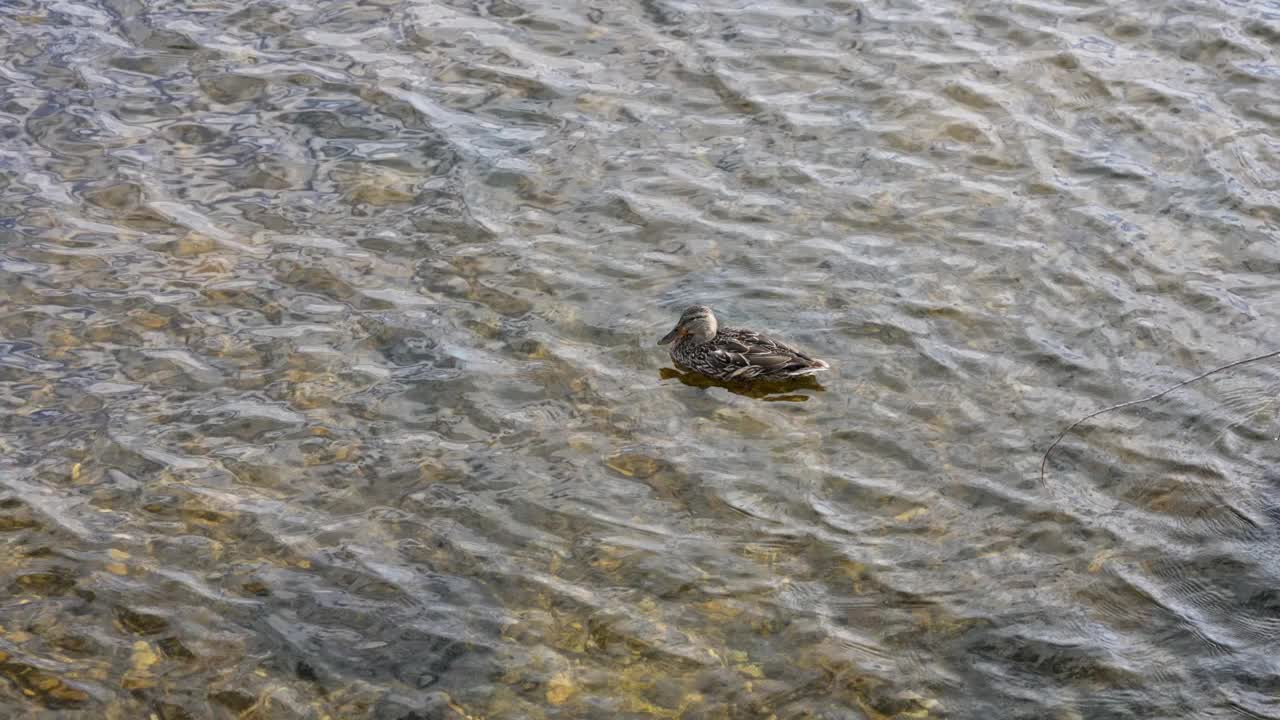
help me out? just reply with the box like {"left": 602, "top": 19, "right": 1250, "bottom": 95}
{"left": 2, "top": 0, "right": 1280, "bottom": 717}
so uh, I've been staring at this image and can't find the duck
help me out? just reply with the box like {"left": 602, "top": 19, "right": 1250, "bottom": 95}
{"left": 658, "top": 305, "right": 830, "bottom": 381}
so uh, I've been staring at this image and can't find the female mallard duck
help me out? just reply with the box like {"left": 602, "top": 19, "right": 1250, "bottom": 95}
{"left": 658, "top": 305, "right": 830, "bottom": 381}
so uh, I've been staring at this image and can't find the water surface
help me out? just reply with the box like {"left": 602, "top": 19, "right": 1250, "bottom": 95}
{"left": 3, "top": 0, "right": 1280, "bottom": 717}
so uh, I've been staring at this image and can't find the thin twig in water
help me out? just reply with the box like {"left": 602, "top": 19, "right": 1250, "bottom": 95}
{"left": 1039, "top": 348, "right": 1280, "bottom": 483}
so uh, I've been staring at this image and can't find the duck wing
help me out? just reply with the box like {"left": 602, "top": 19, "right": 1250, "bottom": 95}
{"left": 710, "top": 329, "right": 827, "bottom": 379}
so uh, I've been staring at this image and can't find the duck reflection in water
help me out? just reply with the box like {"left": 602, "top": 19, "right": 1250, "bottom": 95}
{"left": 658, "top": 366, "right": 825, "bottom": 402}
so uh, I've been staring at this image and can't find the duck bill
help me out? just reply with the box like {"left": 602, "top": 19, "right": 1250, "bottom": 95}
{"left": 658, "top": 327, "right": 681, "bottom": 345}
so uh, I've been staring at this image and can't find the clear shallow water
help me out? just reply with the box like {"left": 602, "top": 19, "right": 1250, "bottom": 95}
{"left": 2, "top": 0, "right": 1280, "bottom": 717}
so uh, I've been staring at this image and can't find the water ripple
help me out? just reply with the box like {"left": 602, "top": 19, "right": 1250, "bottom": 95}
{"left": 2, "top": 0, "right": 1280, "bottom": 717}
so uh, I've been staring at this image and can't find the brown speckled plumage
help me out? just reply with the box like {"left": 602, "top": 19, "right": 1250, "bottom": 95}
{"left": 658, "top": 305, "right": 830, "bottom": 381}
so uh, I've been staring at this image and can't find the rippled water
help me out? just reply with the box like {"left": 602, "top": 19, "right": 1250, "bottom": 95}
{"left": 3, "top": 0, "right": 1280, "bottom": 717}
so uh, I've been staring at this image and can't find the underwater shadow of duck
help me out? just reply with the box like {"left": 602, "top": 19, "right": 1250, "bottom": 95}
{"left": 659, "top": 367, "right": 825, "bottom": 402}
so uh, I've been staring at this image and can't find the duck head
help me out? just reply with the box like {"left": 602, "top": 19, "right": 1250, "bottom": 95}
{"left": 658, "top": 305, "right": 718, "bottom": 346}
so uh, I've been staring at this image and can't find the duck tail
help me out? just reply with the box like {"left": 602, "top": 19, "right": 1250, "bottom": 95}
{"left": 788, "top": 359, "right": 830, "bottom": 376}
